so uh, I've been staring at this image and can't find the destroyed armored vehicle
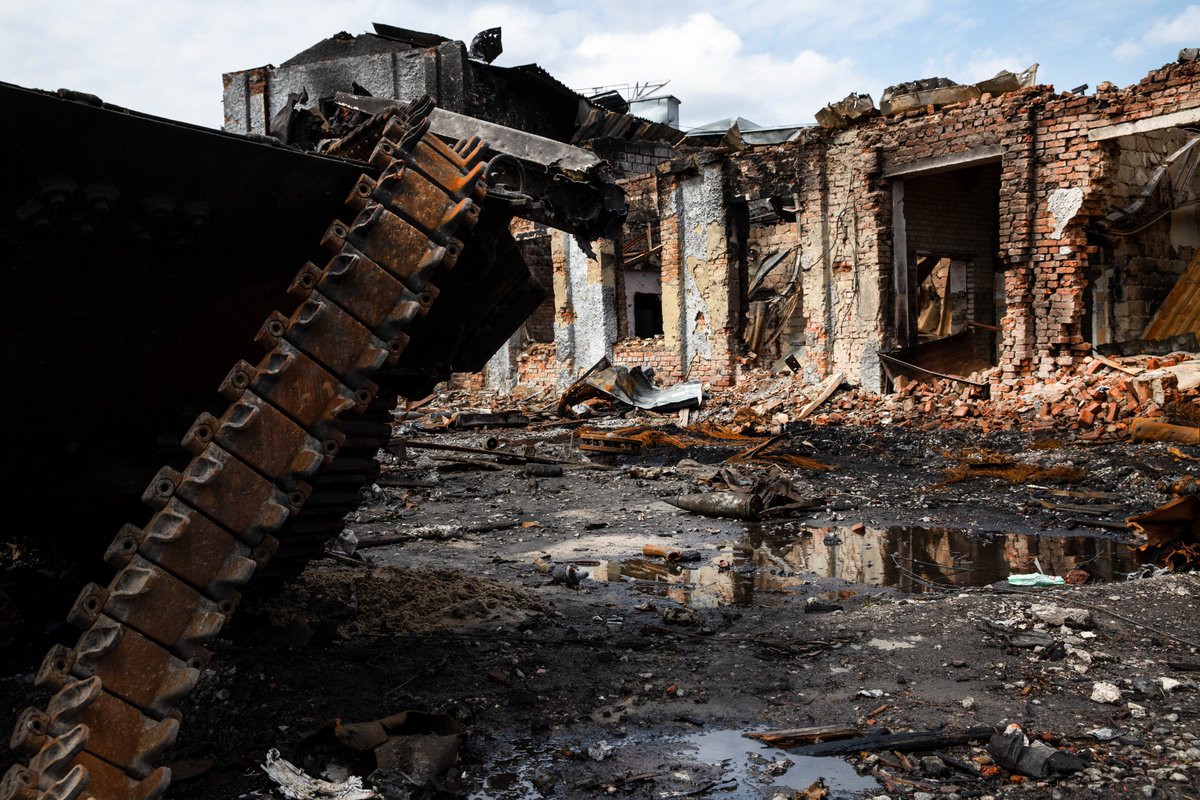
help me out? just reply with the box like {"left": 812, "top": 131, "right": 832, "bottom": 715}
{"left": 0, "top": 80, "right": 623, "bottom": 800}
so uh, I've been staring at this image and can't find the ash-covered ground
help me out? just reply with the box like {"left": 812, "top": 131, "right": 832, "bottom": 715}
{"left": 3, "top": 421, "right": 1199, "bottom": 799}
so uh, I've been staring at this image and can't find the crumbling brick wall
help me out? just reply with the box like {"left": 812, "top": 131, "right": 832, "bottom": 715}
{"left": 720, "top": 56, "right": 1200, "bottom": 393}
{"left": 726, "top": 135, "right": 891, "bottom": 390}
{"left": 612, "top": 337, "right": 683, "bottom": 383}
{"left": 447, "top": 55, "right": 1200, "bottom": 399}
{"left": 515, "top": 342, "right": 559, "bottom": 394}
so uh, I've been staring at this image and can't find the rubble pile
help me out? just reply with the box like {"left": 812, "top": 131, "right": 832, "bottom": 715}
{"left": 706, "top": 353, "right": 1200, "bottom": 437}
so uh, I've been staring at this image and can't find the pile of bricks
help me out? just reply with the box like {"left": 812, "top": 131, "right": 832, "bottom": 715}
{"left": 700, "top": 353, "right": 1200, "bottom": 437}
{"left": 821, "top": 353, "right": 1198, "bottom": 435}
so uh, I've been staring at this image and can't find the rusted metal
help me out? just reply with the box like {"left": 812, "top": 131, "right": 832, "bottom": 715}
{"left": 221, "top": 342, "right": 373, "bottom": 442}
{"left": 642, "top": 544, "right": 682, "bottom": 561}
{"left": 143, "top": 447, "right": 300, "bottom": 539}
{"left": 1129, "top": 418, "right": 1200, "bottom": 444}
{"left": 184, "top": 392, "right": 328, "bottom": 491}
{"left": 68, "top": 557, "right": 233, "bottom": 659}
{"left": 1128, "top": 495, "right": 1200, "bottom": 569}
{"left": 395, "top": 438, "right": 570, "bottom": 465}
{"left": 12, "top": 678, "right": 177, "bottom": 777}
{"left": 577, "top": 432, "right": 643, "bottom": 454}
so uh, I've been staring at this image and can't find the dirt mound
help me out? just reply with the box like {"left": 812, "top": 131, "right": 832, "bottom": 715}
{"left": 254, "top": 565, "right": 545, "bottom": 637}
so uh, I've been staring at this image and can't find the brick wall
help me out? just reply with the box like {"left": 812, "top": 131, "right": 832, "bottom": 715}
{"left": 612, "top": 337, "right": 684, "bottom": 383}
{"left": 719, "top": 56, "right": 1200, "bottom": 393}
{"left": 590, "top": 138, "right": 679, "bottom": 179}
{"left": 515, "top": 342, "right": 559, "bottom": 394}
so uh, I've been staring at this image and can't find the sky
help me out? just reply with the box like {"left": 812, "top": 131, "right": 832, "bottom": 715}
{"left": 0, "top": 1, "right": 1197, "bottom": 132}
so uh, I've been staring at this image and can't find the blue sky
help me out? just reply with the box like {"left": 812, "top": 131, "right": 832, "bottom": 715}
{"left": 0, "top": 1, "right": 1196, "bottom": 131}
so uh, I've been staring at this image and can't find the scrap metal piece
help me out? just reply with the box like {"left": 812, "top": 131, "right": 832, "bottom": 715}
{"left": 587, "top": 364, "right": 703, "bottom": 412}
{"left": 1130, "top": 418, "right": 1200, "bottom": 444}
{"left": 468, "top": 27, "right": 502, "bottom": 63}
{"left": 451, "top": 412, "right": 529, "bottom": 429}
{"left": 577, "top": 432, "right": 643, "bottom": 455}
{"left": 1128, "top": 495, "right": 1200, "bottom": 569}
{"left": 559, "top": 358, "right": 703, "bottom": 417}
{"left": 663, "top": 492, "right": 764, "bottom": 521}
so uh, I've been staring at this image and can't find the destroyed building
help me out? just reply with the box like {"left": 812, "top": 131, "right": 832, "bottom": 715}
{"left": 226, "top": 30, "right": 1200, "bottom": 401}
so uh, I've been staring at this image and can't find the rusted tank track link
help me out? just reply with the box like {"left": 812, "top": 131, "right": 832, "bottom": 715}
{"left": 3, "top": 97, "right": 489, "bottom": 800}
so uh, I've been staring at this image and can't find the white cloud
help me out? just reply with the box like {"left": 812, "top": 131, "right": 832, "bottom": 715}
{"left": 0, "top": 0, "right": 1177, "bottom": 133}
{"left": 1114, "top": 3, "right": 1200, "bottom": 60}
{"left": 551, "top": 13, "right": 865, "bottom": 128}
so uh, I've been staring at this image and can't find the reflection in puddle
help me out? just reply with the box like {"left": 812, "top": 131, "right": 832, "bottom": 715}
{"left": 592, "top": 526, "right": 1137, "bottom": 605}
{"left": 686, "top": 729, "right": 879, "bottom": 798}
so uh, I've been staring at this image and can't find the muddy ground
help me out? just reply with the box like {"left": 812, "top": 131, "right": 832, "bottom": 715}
{"left": 3, "top": 420, "right": 1200, "bottom": 799}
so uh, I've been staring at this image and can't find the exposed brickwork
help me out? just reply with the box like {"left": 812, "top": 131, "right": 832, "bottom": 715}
{"left": 612, "top": 337, "right": 683, "bottom": 383}
{"left": 515, "top": 342, "right": 558, "bottom": 394}
{"left": 590, "top": 138, "right": 678, "bottom": 179}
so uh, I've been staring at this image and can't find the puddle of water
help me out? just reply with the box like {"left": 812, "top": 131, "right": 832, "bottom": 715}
{"left": 685, "top": 729, "right": 879, "bottom": 798}
{"left": 590, "top": 525, "right": 1137, "bottom": 605}
{"left": 470, "top": 730, "right": 878, "bottom": 799}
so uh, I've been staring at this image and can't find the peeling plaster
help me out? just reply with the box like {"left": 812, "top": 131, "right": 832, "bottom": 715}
{"left": 858, "top": 339, "right": 882, "bottom": 394}
{"left": 553, "top": 235, "right": 615, "bottom": 388}
{"left": 678, "top": 166, "right": 725, "bottom": 371}
{"left": 484, "top": 331, "right": 520, "bottom": 393}
{"left": 1047, "top": 187, "right": 1084, "bottom": 239}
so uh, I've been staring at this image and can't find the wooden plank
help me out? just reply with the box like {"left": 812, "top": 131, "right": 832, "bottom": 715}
{"left": 796, "top": 372, "right": 846, "bottom": 421}
{"left": 1144, "top": 247, "right": 1200, "bottom": 340}
{"left": 790, "top": 727, "right": 996, "bottom": 756}
{"left": 745, "top": 725, "right": 859, "bottom": 747}
{"left": 1090, "top": 350, "right": 1142, "bottom": 376}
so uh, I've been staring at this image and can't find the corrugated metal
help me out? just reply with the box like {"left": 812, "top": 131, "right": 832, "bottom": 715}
{"left": 1143, "top": 247, "right": 1200, "bottom": 341}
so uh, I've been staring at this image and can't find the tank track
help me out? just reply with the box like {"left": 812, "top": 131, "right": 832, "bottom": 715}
{"left": 3, "top": 96, "right": 490, "bottom": 800}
